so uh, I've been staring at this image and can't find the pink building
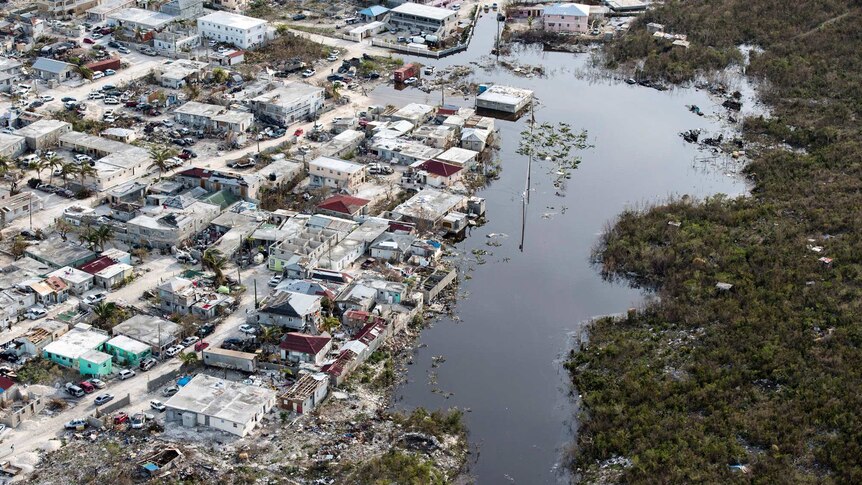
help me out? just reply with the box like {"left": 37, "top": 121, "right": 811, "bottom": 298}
{"left": 542, "top": 3, "right": 590, "bottom": 33}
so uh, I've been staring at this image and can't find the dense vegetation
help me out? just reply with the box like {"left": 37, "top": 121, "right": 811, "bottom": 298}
{"left": 571, "top": 1, "right": 862, "bottom": 482}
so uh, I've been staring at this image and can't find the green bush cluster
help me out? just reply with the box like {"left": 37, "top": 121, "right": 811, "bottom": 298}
{"left": 573, "top": 0, "right": 862, "bottom": 482}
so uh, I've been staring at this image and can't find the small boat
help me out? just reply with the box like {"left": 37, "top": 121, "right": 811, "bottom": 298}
{"left": 625, "top": 78, "right": 636, "bottom": 85}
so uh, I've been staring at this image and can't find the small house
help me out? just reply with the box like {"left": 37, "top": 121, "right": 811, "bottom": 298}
{"left": 104, "top": 335, "right": 152, "bottom": 366}
{"left": 279, "top": 332, "right": 332, "bottom": 365}
{"left": 278, "top": 373, "right": 328, "bottom": 414}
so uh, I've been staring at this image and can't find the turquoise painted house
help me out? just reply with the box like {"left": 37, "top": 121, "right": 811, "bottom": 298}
{"left": 104, "top": 335, "right": 151, "bottom": 366}
{"left": 79, "top": 350, "right": 113, "bottom": 376}
{"left": 42, "top": 323, "right": 111, "bottom": 376}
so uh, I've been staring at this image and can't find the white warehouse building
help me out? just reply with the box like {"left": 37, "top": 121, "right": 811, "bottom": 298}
{"left": 197, "top": 11, "right": 268, "bottom": 49}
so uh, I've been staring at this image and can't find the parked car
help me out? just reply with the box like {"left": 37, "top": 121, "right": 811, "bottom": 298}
{"left": 61, "top": 97, "right": 76, "bottom": 102}
{"left": 196, "top": 323, "right": 215, "bottom": 337}
{"left": 361, "top": 258, "right": 377, "bottom": 270}
{"left": 292, "top": 13, "right": 306, "bottom": 20}
{"left": 88, "top": 378, "right": 106, "bottom": 389}
{"left": 83, "top": 38, "right": 95, "bottom": 44}
{"left": 268, "top": 274, "right": 283, "bottom": 287}
{"left": 113, "top": 412, "right": 129, "bottom": 424}
{"left": 25, "top": 307, "right": 47, "bottom": 319}
{"left": 194, "top": 341, "right": 210, "bottom": 352}
{"left": 78, "top": 381, "right": 95, "bottom": 393}
{"left": 104, "top": 97, "right": 119, "bottom": 105}
{"left": 162, "top": 386, "right": 179, "bottom": 397}
{"left": 181, "top": 336, "right": 200, "bottom": 347}
{"left": 150, "top": 400, "right": 166, "bottom": 412}
{"left": 107, "top": 41, "right": 120, "bottom": 48}
{"left": 164, "top": 345, "right": 183, "bottom": 357}
{"left": 131, "top": 412, "right": 146, "bottom": 429}
{"left": 65, "top": 383, "right": 84, "bottom": 398}
{"left": 39, "top": 95, "right": 54, "bottom": 102}
{"left": 82, "top": 292, "right": 107, "bottom": 305}
{"left": 239, "top": 324, "right": 257, "bottom": 335}
{"left": 301, "top": 69, "right": 316, "bottom": 78}
{"left": 118, "top": 369, "right": 136, "bottom": 380}
{"left": 117, "top": 46, "right": 130, "bottom": 54}
{"left": 139, "top": 358, "right": 157, "bottom": 371}
{"left": 94, "top": 393, "right": 114, "bottom": 406}
{"left": 64, "top": 419, "right": 87, "bottom": 430}
{"left": 104, "top": 69, "right": 116, "bottom": 76}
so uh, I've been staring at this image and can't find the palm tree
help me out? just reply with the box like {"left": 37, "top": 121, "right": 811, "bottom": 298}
{"left": 90, "top": 225, "right": 114, "bottom": 252}
{"left": 259, "top": 325, "right": 283, "bottom": 346}
{"left": 148, "top": 146, "right": 176, "bottom": 180}
{"left": 0, "top": 156, "right": 21, "bottom": 194}
{"left": 59, "top": 162, "right": 77, "bottom": 189}
{"left": 76, "top": 162, "right": 96, "bottom": 190}
{"left": 92, "top": 301, "right": 119, "bottom": 328}
{"left": 0, "top": 155, "right": 11, "bottom": 174}
{"left": 44, "top": 154, "right": 64, "bottom": 185}
{"left": 202, "top": 248, "right": 228, "bottom": 286}
{"left": 31, "top": 157, "right": 49, "bottom": 182}
{"left": 179, "top": 351, "right": 199, "bottom": 367}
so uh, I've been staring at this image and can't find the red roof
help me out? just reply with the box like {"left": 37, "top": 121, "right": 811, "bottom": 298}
{"left": 420, "top": 160, "right": 463, "bottom": 178}
{"left": 78, "top": 256, "right": 116, "bottom": 275}
{"left": 177, "top": 167, "right": 211, "bottom": 179}
{"left": 226, "top": 50, "right": 244, "bottom": 58}
{"left": 0, "top": 376, "right": 15, "bottom": 391}
{"left": 317, "top": 195, "right": 370, "bottom": 215}
{"left": 280, "top": 332, "right": 332, "bottom": 354}
{"left": 322, "top": 349, "right": 357, "bottom": 377}
{"left": 355, "top": 320, "right": 387, "bottom": 345}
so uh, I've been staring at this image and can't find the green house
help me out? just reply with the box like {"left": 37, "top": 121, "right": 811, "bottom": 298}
{"left": 104, "top": 335, "right": 151, "bottom": 366}
{"left": 79, "top": 350, "right": 113, "bottom": 376}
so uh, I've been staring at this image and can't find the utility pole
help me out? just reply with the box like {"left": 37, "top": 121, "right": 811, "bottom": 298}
{"left": 495, "top": 15, "right": 502, "bottom": 62}
{"left": 254, "top": 279, "right": 258, "bottom": 309}
{"left": 28, "top": 193, "right": 32, "bottom": 230}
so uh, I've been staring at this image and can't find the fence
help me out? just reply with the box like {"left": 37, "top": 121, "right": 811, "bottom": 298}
{"left": 147, "top": 367, "right": 184, "bottom": 392}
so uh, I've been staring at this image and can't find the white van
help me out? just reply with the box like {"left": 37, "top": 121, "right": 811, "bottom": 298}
{"left": 18, "top": 153, "right": 39, "bottom": 167}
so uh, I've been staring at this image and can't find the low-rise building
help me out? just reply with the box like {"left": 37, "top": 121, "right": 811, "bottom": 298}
{"left": 112, "top": 314, "right": 181, "bottom": 355}
{"left": 202, "top": 347, "right": 257, "bottom": 372}
{"left": 316, "top": 194, "right": 370, "bottom": 219}
{"left": 0, "top": 133, "right": 26, "bottom": 158}
{"left": 86, "top": 0, "right": 135, "bottom": 22}
{"left": 42, "top": 323, "right": 111, "bottom": 376}
{"left": 279, "top": 332, "right": 332, "bottom": 365}
{"left": 319, "top": 129, "right": 365, "bottom": 158}
{"left": 476, "top": 85, "right": 534, "bottom": 114}
{"left": 153, "top": 30, "right": 201, "bottom": 54}
{"left": 249, "top": 82, "right": 324, "bottom": 127}
{"left": 392, "top": 187, "right": 467, "bottom": 229}
{"left": 15, "top": 320, "right": 68, "bottom": 356}
{"left": 104, "top": 335, "right": 151, "bottom": 366}
{"left": 368, "top": 136, "right": 442, "bottom": 165}
{"left": 308, "top": 156, "right": 366, "bottom": 192}
{"left": 58, "top": 131, "right": 151, "bottom": 191}
{"left": 460, "top": 127, "right": 491, "bottom": 152}
{"left": 435, "top": 146, "right": 479, "bottom": 169}
{"left": 174, "top": 101, "right": 253, "bottom": 134}
{"left": 13, "top": 119, "right": 72, "bottom": 151}
{"left": 278, "top": 372, "right": 328, "bottom": 414}
{"left": 124, "top": 196, "right": 221, "bottom": 249}
{"left": 38, "top": 0, "right": 99, "bottom": 19}
{"left": 389, "top": 2, "right": 458, "bottom": 37}
{"left": 93, "top": 262, "right": 133, "bottom": 290}
{"left": 0, "top": 191, "right": 42, "bottom": 228}
{"left": 404, "top": 159, "right": 464, "bottom": 189}
{"left": 31, "top": 57, "right": 75, "bottom": 82}
{"left": 153, "top": 59, "right": 208, "bottom": 89}
{"left": 107, "top": 7, "right": 175, "bottom": 32}
{"left": 24, "top": 237, "right": 96, "bottom": 269}
{"left": 370, "top": 232, "right": 416, "bottom": 262}
{"left": 255, "top": 291, "right": 322, "bottom": 331}
{"left": 0, "top": 58, "right": 23, "bottom": 93}
{"left": 46, "top": 266, "right": 93, "bottom": 295}
{"left": 159, "top": 0, "right": 204, "bottom": 19}
{"left": 164, "top": 374, "right": 276, "bottom": 437}
{"left": 542, "top": 3, "right": 590, "bottom": 33}
{"left": 197, "top": 11, "right": 268, "bottom": 50}
{"left": 157, "top": 276, "right": 234, "bottom": 319}
{"left": 0, "top": 289, "right": 35, "bottom": 329}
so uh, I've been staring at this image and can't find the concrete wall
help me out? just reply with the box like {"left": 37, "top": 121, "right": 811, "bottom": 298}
{"left": 147, "top": 367, "right": 184, "bottom": 392}
{"left": 94, "top": 392, "right": 130, "bottom": 417}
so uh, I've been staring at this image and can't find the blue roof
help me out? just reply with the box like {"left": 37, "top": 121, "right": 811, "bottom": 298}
{"left": 142, "top": 463, "right": 159, "bottom": 472}
{"left": 359, "top": 5, "right": 389, "bottom": 16}
{"left": 32, "top": 57, "right": 73, "bottom": 74}
{"left": 544, "top": 3, "right": 590, "bottom": 16}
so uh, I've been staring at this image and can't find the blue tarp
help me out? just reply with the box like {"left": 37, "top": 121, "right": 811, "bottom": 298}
{"left": 359, "top": 5, "right": 389, "bottom": 17}
{"left": 177, "top": 376, "right": 191, "bottom": 386}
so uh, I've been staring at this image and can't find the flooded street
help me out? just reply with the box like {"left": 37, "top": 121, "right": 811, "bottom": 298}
{"left": 370, "top": 13, "right": 748, "bottom": 484}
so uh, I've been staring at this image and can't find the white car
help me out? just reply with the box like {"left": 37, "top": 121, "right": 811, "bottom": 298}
{"left": 302, "top": 69, "right": 316, "bottom": 78}
{"left": 164, "top": 345, "right": 183, "bottom": 357}
{"left": 64, "top": 419, "right": 87, "bottom": 430}
{"left": 268, "top": 274, "right": 283, "bottom": 287}
{"left": 117, "top": 46, "right": 130, "bottom": 54}
{"left": 25, "top": 307, "right": 48, "bottom": 319}
{"left": 131, "top": 412, "right": 146, "bottom": 429}
{"left": 92, "top": 71, "right": 104, "bottom": 80}
{"left": 150, "top": 400, "right": 166, "bottom": 412}
{"left": 88, "top": 378, "right": 106, "bottom": 389}
{"left": 327, "top": 54, "right": 338, "bottom": 62}
{"left": 181, "top": 336, "right": 199, "bottom": 347}
{"left": 162, "top": 120, "right": 174, "bottom": 127}
{"left": 40, "top": 95, "right": 54, "bottom": 102}
{"left": 239, "top": 324, "right": 257, "bottom": 335}
{"left": 74, "top": 154, "right": 93, "bottom": 163}
{"left": 82, "top": 292, "right": 107, "bottom": 305}
{"left": 162, "top": 386, "right": 179, "bottom": 397}
{"left": 118, "top": 369, "right": 136, "bottom": 380}
{"left": 104, "top": 97, "right": 119, "bottom": 105}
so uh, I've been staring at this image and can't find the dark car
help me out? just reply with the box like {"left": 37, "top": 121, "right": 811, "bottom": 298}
{"left": 196, "top": 323, "right": 215, "bottom": 337}
{"left": 292, "top": 13, "right": 306, "bottom": 20}
{"left": 327, "top": 74, "right": 343, "bottom": 82}
{"left": 172, "top": 138, "right": 186, "bottom": 146}
{"left": 28, "top": 100, "right": 44, "bottom": 109}
{"left": 61, "top": 96, "right": 76, "bottom": 102}
{"left": 107, "top": 41, "right": 120, "bottom": 48}
{"left": 83, "top": 37, "right": 95, "bottom": 44}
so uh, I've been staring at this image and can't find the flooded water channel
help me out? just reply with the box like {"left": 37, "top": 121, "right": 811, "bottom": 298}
{"left": 369, "top": 13, "right": 749, "bottom": 484}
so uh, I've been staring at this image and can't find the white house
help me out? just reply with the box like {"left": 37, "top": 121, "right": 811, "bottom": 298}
{"left": 197, "top": 11, "right": 267, "bottom": 50}
{"left": 164, "top": 374, "right": 276, "bottom": 437}
{"left": 308, "top": 156, "right": 366, "bottom": 192}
